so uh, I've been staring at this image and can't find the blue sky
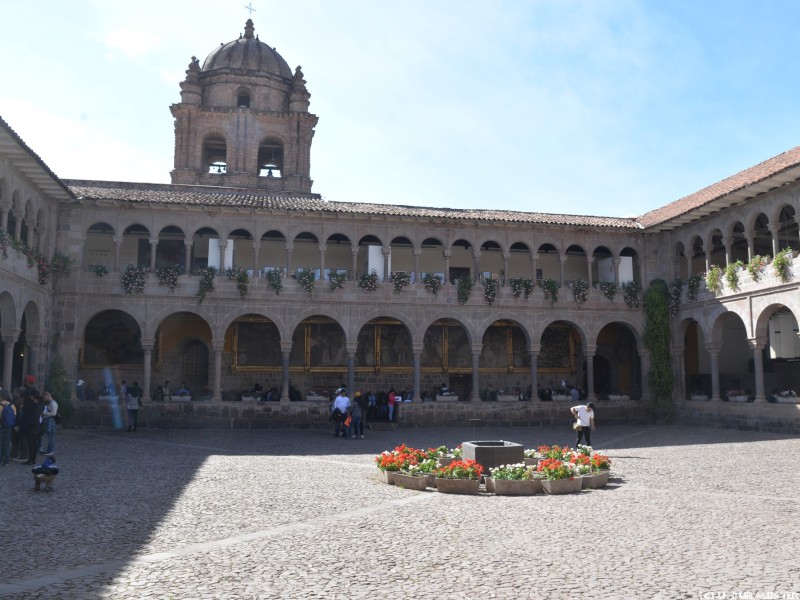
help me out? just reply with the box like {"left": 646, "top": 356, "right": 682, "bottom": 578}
{"left": 2, "top": 0, "right": 799, "bottom": 217}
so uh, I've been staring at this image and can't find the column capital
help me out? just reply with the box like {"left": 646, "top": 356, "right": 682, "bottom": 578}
{"left": 747, "top": 337, "right": 767, "bottom": 351}
{"left": 280, "top": 341, "right": 293, "bottom": 354}
{"left": 583, "top": 345, "right": 597, "bottom": 356}
{"left": 212, "top": 340, "right": 224, "bottom": 352}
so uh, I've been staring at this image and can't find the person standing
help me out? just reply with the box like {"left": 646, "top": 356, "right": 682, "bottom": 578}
{"left": 126, "top": 381, "right": 143, "bottom": 432}
{"left": 0, "top": 390, "right": 16, "bottom": 466}
{"left": 350, "top": 392, "right": 365, "bottom": 439}
{"left": 331, "top": 388, "right": 350, "bottom": 438}
{"left": 570, "top": 401, "right": 595, "bottom": 448}
{"left": 38, "top": 392, "right": 59, "bottom": 455}
{"left": 387, "top": 388, "right": 397, "bottom": 422}
{"left": 19, "top": 375, "right": 42, "bottom": 465}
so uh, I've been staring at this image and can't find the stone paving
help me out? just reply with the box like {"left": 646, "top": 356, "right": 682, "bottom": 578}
{"left": 1, "top": 424, "right": 799, "bottom": 599}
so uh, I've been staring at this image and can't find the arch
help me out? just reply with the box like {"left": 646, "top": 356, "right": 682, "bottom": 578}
{"left": 593, "top": 321, "right": 643, "bottom": 399}
{"left": 225, "top": 314, "right": 281, "bottom": 373}
{"left": 0, "top": 291, "right": 17, "bottom": 334}
{"left": 449, "top": 238, "right": 473, "bottom": 283}
{"left": 729, "top": 221, "right": 748, "bottom": 264}
{"left": 122, "top": 223, "right": 152, "bottom": 268}
{"left": 536, "top": 243, "right": 560, "bottom": 282}
{"left": 673, "top": 241, "right": 688, "bottom": 279}
{"left": 235, "top": 87, "right": 251, "bottom": 108}
{"left": 707, "top": 228, "right": 725, "bottom": 269}
{"left": 564, "top": 244, "right": 588, "bottom": 282}
{"left": 202, "top": 132, "right": 228, "bottom": 174}
{"left": 537, "top": 319, "right": 586, "bottom": 390}
{"left": 258, "top": 135, "right": 284, "bottom": 178}
{"left": 83, "top": 310, "right": 143, "bottom": 366}
{"left": 776, "top": 204, "right": 799, "bottom": 252}
{"left": 478, "top": 240, "right": 503, "bottom": 283}
{"left": 752, "top": 212, "right": 772, "bottom": 257}
{"left": 690, "top": 234, "right": 705, "bottom": 276}
{"left": 156, "top": 225, "right": 187, "bottom": 270}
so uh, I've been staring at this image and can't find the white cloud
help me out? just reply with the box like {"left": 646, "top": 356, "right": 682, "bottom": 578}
{"left": 103, "top": 29, "right": 160, "bottom": 59}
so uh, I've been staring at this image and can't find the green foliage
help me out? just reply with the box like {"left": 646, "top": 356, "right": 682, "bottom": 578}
{"left": 669, "top": 277, "right": 683, "bottom": 317}
{"left": 644, "top": 279, "right": 674, "bottom": 422}
{"left": 510, "top": 277, "right": 534, "bottom": 299}
{"left": 687, "top": 274, "right": 703, "bottom": 302}
{"left": 746, "top": 255, "right": 768, "bottom": 282}
{"left": 705, "top": 265, "right": 723, "bottom": 295}
{"left": 772, "top": 247, "right": 794, "bottom": 283}
{"left": 539, "top": 278, "right": 559, "bottom": 304}
{"left": 724, "top": 260, "right": 744, "bottom": 292}
{"left": 329, "top": 271, "right": 347, "bottom": 292}
{"left": 621, "top": 280, "right": 641, "bottom": 308}
{"left": 422, "top": 273, "right": 442, "bottom": 296}
{"left": 266, "top": 269, "right": 283, "bottom": 295}
{"left": 570, "top": 279, "right": 589, "bottom": 306}
{"left": 597, "top": 281, "right": 617, "bottom": 302}
{"left": 298, "top": 269, "right": 315, "bottom": 296}
{"left": 457, "top": 277, "right": 473, "bottom": 305}
{"left": 483, "top": 279, "right": 498, "bottom": 305}
{"left": 194, "top": 266, "right": 218, "bottom": 302}
{"left": 46, "top": 354, "right": 72, "bottom": 425}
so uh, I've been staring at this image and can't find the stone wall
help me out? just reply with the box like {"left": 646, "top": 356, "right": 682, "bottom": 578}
{"left": 677, "top": 401, "right": 800, "bottom": 435}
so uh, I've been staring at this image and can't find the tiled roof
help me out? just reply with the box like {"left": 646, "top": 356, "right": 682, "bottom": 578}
{"left": 65, "top": 180, "right": 641, "bottom": 229}
{"left": 637, "top": 146, "right": 800, "bottom": 229}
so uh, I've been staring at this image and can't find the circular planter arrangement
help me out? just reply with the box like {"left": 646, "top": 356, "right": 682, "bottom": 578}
{"left": 374, "top": 443, "right": 611, "bottom": 496}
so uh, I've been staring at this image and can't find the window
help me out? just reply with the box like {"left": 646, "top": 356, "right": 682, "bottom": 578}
{"left": 237, "top": 92, "right": 250, "bottom": 108}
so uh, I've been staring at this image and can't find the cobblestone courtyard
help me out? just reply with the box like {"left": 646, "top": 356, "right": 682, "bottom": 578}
{"left": 1, "top": 424, "right": 798, "bottom": 599}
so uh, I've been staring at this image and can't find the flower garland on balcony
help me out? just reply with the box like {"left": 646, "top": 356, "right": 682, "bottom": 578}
{"left": 0, "top": 228, "right": 10, "bottom": 259}
{"left": 194, "top": 266, "right": 217, "bottom": 302}
{"left": 746, "top": 255, "right": 767, "bottom": 282}
{"left": 225, "top": 266, "right": 249, "bottom": 298}
{"left": 329, "top": 271, "right": 347, "bottom": 292}
{"left": 569, "top": 279, "right": 589, "bottom": 306}
{"left": 155, "top": 264, "right": 183, "bottom": 293}
{"left": 50, "top": 250, "right": 74, "bottom": 275}
{"left": 772, "top": 247, "right": 794, "bottom": 283}
{"left": 422, "top": 273, "right": 442, "bottom": 296}
{"left": 724, "top": 260, "right": 744, "bottom": 292}
{"left": 510, "top": 277, "right": 533, "bottom": 299}
{"left": 457, "top": 277, "right": 473, "bottom": 305}
{"left": 89, "top": 263, "right": 110, "bottom": 278}
{"left": 483, "top": 278, "right": 497, "bottom": 305}
{"left": 359, "top": 270, "right": 379, "bottom": 293}
{"left": 266, "top": 269, "right": 283, "bottom": 295}
{"left": 594, "top": 281, "right": 617, "bottom": 302}
{"left": 29, "top": 251, "right": 50, "bottom": 285}
{"left": 621, "top": 280, "right": 641, "bottom": 308}
{"left": 687, "top": 274, "right": 703, "bottom": 302}
{"left": 121, "top": 264, "right": 149, "bottom": 295}
{"left": 669, "top": 277, "right": 683, "bottom": 317}
{"left": 539, "top": 278, "right": 559, "bottom": 304}
{"left": 0, "top": 228, "right": 52, "bottom": 285}
{"left": 704, "top": 265, "right": 723, "bottom": 295}
{"left": 389, "top": 271, "right": 411, "bottom": 294}
{"left": 298, "top": 270, "right": 315, "bottom": 296}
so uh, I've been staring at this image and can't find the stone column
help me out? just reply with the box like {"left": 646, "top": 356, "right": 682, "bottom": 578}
{"left": 212, "top": 340, "right": 223, "bottom": 402}
{"left": 412, "top": 345, "right": 422, "bottom": 401}
{"left": 149, "top": 238, "right": 158, "bottom": 271}
{"left": 13, "top": 212, "right": 22, "bottom": 239}
{"left": 217, "top": 240, "right": 227, "bottom": 272}
{"left": 286, "top": 243, "right": 294, "bottom": 276}
{"left": 2, "top": 332, "right": 19, "bottom": 391}
{"left": 530, "top": 343, "right": 540, "bottom": 398}
{"left": 350, "top": 246, "right": 358, "bottom": 280}
{"left": 704, "top": 251, "right": 710, "bottom": 275}
{"left": 280, "top": 341, "right": 292, "bottom": 403}
{"left": 559, "top": 255, "right": 566, "bottom": 285}
{"left": 584, "top": 345, "right": 596, "bottom": 400}
{"left": 318, "top": 246, "right": 326, "bottom": 281}
{"left": 502, "top": 253, "right": 510, "bottom": 286}
{"left": 587, "top": 256, "right": 594, "bottom": 287}
{"left": 443, "top": 251, "right": 451, "bottom": 285}
{"left": 722, "top": 237, "right": 731, "bottom": 266}
{"left": 769, "top": 228, "right": 779, "bottom": 258}
{"left": 531, "top": 255, "right": 537, "bottom": 280}
{"left": 184, "top": 240, "right": 193, "bottom": 272}
{"left": 346, "top": 343, "right": 357, "bottom": 394}
{"left": 473, "top": 251, "right": 481, "bottom": 282}
{"left": 26, "top": 334, "right": 42, "bottom": 382}
{"left": 141, "top": 339, "right": 153, "bottom": 402}
{"left": 706, "top": 345, "right": 721, "bottom": 401}
{"left": 745, "top": 235, "right": 754, "bottom": 261}
{"left": 686, "top": 254, "right": 692, "bottom": 278}
{"left": 750, "top": 338, "right": 767, "bottom": 403}
{"left": 470, "top": 344, "right": 482, "bottom": 401}
{"left": 413, "top": 250, "right": 421, "bottom": 285}
{"left": 671, "top": 345, "right": 685, "bottom": 402}
{"left": 382, "top": 247, "right": 391, "bottom": 281}
{"left": 113, "top": 237, "right": 122, "bottom": 272}
{"left": 614, "top": 258, "right": 621, "bottom": 286}
{"left": 252, "top": 242, "right": 260, "bottom": 274}
{"left": 0, "top": 208, "right": 7, "bottom": 230}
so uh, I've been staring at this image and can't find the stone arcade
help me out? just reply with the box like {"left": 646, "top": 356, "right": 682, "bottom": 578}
{"left": 2, "top": 19, "right": 800, "bottom": 432}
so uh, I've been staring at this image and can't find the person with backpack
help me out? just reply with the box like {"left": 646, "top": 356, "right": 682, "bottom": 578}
{"left": 0, "top": 389, "right": 17, "bottom": 466}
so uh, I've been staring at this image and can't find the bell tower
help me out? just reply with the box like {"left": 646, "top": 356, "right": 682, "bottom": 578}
{"left": 170, "top": 19, "right": 317, "bottom": 194}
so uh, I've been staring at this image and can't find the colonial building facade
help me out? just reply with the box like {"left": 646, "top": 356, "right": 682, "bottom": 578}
{"left": 2, "top": 20, "right": 799, "bottom": 431}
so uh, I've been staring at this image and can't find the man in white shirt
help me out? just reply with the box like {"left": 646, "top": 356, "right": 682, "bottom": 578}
{"left": 570, "top": 401, "right": 595, "bottom": 449}
{"left": 332, "top": 388, "right": 350, "bottom": 437}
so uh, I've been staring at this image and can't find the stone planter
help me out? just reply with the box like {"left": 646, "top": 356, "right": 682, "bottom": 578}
{"left": 376, "top": 469, "right": 398, "bottom": 485}
{"left": 690, "top": 394, "right": 710, "bottom": 401}
{"left": 490, "top": 478, "right": 543, "bottom": 496}
{"left": 776, "top": 396, "right": 800, "bottom": 404}
{"left": 727, "top": 395, "right": 748, "bottom": 402}
{"left": 435, "top": 478, "right": 480, "bottom": 495}
{"left": 393, "top": 473, "right": 429, "bottom": 491}
{"left": 523, "top": 458, "right": 537, "bottom": 466}
{"left": 580, "top": 471, "right": 610, "bottom": 489}
{"left": 541, "top": 477, "right": 582, "bottom": 495}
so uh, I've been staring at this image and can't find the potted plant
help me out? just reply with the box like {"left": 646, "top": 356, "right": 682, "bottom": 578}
{"left": 483, "top": 278, "right": 498, "bottom": 305}
{"left": 435, "top": 459, "right": 483, "bottom": 494}
{"left": 540, "top": 278, "right": 559, "bottom": 304}
{"left": 725, "top": 389, "right": 748, "bottom": 402}
{"left": 155, "top": 264, "right": 184, "bottom": 293}
{"left": 194, "top": 266, "right": 218, "bottom": 303}
{"left": 772, "top": 247, "right": 794, "bottom": 283}
{"left": 705, "top": 265, "right": 723, "bottom": 295}
{"left": 487, "top": 463, "right": 543, "bottom": 495}
{"left": 422, "top": 273, "right": 442, "bottom": 296}
{"left": 536, "top": 458, "right": 581, "bottom": 494}
{"left": 359, "top": 270, "right": 379, "bottom": 293}
{"left": 596, "top": 281, "right": 617, "bottom": 302}
{"left": 329, "top": 271, "right": 347, "bottom": 292}
{"left": 510, "top": 277, "right": 533, "bottom": 299}
{"left": 266, "top": 269, "right": 283, "bottom": 295}
{"left": 89, "top": 263, "right": 110, "bottom": 278}
{"left": 397, "top": 457, "right": 438, "bottom": 491}
{"left": 121, "top": 264, "right": 149, "bottom": 295}
{"left": 621, "top": 280, "right": 641, "bottom": 308}
{"left": 746, "top": 255, "right": 768, "bottom": 282}
{"left": 687, "top": 274, "right": 703, "bottom": 302}
{"left": 570, "top": 279, "right": 589, "bottom": 306}
{"left": 225, "top": 266, "right": 249, "bottom": 298}
{"left": 389, "top": 271, "right": 411, "bottom": 294}
{"left": 457, "top": 277, "right": 473, "bottom": 305}
{"left": 297, "top": 269, "right": 315, "bottom": 296}
{"left": 724, "top": 260, "right": 744, "bottom": 292}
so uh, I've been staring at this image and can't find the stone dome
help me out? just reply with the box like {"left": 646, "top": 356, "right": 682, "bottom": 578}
{"left": 201, "top": 19, "right": 292, "bottom": 80}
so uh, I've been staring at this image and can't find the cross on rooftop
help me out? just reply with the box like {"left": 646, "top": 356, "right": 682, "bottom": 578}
{"left": 243, "top": 2, "right": 256, "bottom": 18}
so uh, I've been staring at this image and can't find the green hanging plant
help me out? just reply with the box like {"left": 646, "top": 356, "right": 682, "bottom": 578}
{"left": 155, "top": 264, "right": 184, "bottom": 293}
{"left": 457, "top": 277, "right": 473, "bottom": 305}
{"left": 121, "top": 264, "right": 149, "bottom": 295}
{"left": 539, "top": 278, "right": 559, "bottom": 304}
{"left": 298, "top": 270, "right": 315, "bottom": 296}
{"left": 621, "top": 280, "right": 641, "bottom": 308}
{"left": 359, "top": 270, "right": 380, "bottom": 293}
{"left": 225, "top": 266, "right": 249, "bottom": 298}
{"left": 422, "top": 273, "right": 442, "bottom": 296}
{"left": 329, "top": 271, "right": 348, "bottom": 292}
{"left": 746, "top": 255, "right": 768, "bottom": 282}
{"left": 509, "top": 277, "right": 534, "bottom": 299}
{"left": 644, "top": 279, "right": 675, "bottom": 423}
{"left": 772, "top": 247, "right": 794, "bottom": 283}
{"left": 723, "top": 260, "right": 744, "bottom": 292}
{"left": 687, "top": 274, "right": 703, "bottom": 302}
{"left": 483, "top": 279, "right": 498, "bottom": 305}
{"left": 389, "top": 271, "right": 411, "bottom": 294}
{"left": 266, "top": 269, "right": 283, "bottom": 295}
{"left": 596, "top": 281, "right": 617, "bottom": 302}
{"left": 569, "top": 279, "right": 589, "bottom": 306}
{"left": 194, "top": 266, "right": 218, "bottom": 302}
{"left": 705, "top": 265, "right": 723, "bottom": 295}
{"left": 50, "top": 249, "right": 74, "bottom": 275}
{"left": 669, "top": 277, "right": 683, "bottom": 317}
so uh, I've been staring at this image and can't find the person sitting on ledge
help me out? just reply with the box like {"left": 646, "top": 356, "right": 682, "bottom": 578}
{"left": 175, "top": 383, "right": 191, "bottom": 396}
